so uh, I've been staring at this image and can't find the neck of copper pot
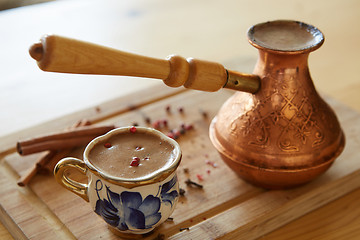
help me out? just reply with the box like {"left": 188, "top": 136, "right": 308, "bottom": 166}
{"left": 252, "top": 50, "right": 316, "bottom": 94}
{"left": 254, "top": 50, "right": 310, "bottom": 74}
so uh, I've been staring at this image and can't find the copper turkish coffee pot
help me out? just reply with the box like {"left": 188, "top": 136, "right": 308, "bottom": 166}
{"left": 29, "top": 20, "right": 345, "bottom": 189}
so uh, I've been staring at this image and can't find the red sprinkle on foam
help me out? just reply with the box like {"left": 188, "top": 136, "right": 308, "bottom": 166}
{"left": 130, "top": 157, "right": 140, "bottom": 167}
{"left": 130, "top": 126, "right": 137, "bottom": 133}
{"left": 104, "top": 143, "right": 112, "bottom": 148}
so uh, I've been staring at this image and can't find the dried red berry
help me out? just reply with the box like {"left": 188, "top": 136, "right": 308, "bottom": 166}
{"left": 130, "top": 126, "right": 137, "bottom": 133}
{"left": 196, "top": 174, "right": 204, "bottom": 181}
{"left": 165, "top": 105, "right": 171, "bottom": 113}
{"left": 205, "top": 160, "right": 218, "bottom": 168}
{"left": 104, "top": 142, "right": 112, "bottom": 148}
{"left": 173, "top": 129, "right": 181, "bottom": 138}
{"left": 130, "top": 157, "right": 140, "bottom": 167}
{"left": 178, "top": 107, "right": 184, "bottom": 113}
{"left": 167, "top": 132, "right": 175, "bottom": 139}
{"left": 152, "top": 120, "right": 161, "bottom": 129}
{"left": 185, "top": 124, "right": 194, "bottom": 130}
{"left": 162, "top": 119, "right": 168, "bottom": 127}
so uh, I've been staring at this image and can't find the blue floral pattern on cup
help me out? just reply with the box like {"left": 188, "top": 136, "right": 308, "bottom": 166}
{"left": 94, "top": 175, "right": 178, "bottom": 231}
{"left": 160, "top": 174, "right": 178, "bottom": 206}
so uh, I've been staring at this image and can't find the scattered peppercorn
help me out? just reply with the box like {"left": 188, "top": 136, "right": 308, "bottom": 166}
{"left": 205, "top": 160, "right": 218, "bottom": 168}
{"left": 179, "top": 227, "right": 190, "bottom": 232}
{"left": 173, "top": 129, "right": 181, "bottom": 138}
{"left": 200, "top": 109, "right": 208, "bottom": 118}
{"left": 165, "top": 105, "right": 171, "bottom": 113}
{"left": 144, "top": 116, "right": 151, "bottom": 124}
{"left": 179, "top": 128, "right": 186, "bottom": 135}
{"left": 179, "top": 188, "right": 186, "bottom": 196}
{"left": 185, "top": 179, "right": 203, "bottom": 189}
{"left": 155, "top": 233, "right": 165, "bottom": 240}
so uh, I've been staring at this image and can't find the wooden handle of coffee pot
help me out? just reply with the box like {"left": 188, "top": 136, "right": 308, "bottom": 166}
{"left": 29, "top": 34, "right": 260, "bottom": 93}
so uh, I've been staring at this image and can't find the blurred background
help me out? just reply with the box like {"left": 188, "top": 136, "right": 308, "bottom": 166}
{"left": 1, "top": 0, "right": 359, "bottom": 138}
{"left": 0, "top": 0, "right": 58, "bottom": 10}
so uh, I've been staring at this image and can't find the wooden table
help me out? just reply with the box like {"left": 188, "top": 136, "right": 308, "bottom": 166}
{"left": 1, "top": 0, "right": 360, "bottom": 239}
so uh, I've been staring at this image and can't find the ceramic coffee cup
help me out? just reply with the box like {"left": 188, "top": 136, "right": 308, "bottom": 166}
{"left": 54, "top": 126, "right": 182, "bottom": 237}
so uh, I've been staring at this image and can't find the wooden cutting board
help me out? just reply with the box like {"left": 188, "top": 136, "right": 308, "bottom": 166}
{"left": 1, "top": 85, "right": 360, "bottom": 240}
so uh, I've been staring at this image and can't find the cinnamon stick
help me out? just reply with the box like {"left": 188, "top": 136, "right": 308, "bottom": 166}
{"left": 17, "top": 151, "right": 56, "bottom": 186}
{"left": 17, "top": 125, "right": 115, "bottom": 155}
{"left": 38, "top": 149, "right": 72, "bottom": 175}
{"left": 17, "top": 119, "right": 92, "bottom": 186}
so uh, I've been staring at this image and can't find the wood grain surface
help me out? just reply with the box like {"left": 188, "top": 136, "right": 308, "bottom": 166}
{"left": 1, "top": 86, "right": 360, "bottom": 239}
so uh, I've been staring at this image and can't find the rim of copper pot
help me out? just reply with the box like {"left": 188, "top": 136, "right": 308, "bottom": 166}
{"left": 247, "top": 20, "right": 325, "bottom": 54}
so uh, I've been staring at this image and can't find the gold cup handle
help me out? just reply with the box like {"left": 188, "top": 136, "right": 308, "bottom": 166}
{"left": 54, "top": 157, "right": 89, "bottom": 202}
